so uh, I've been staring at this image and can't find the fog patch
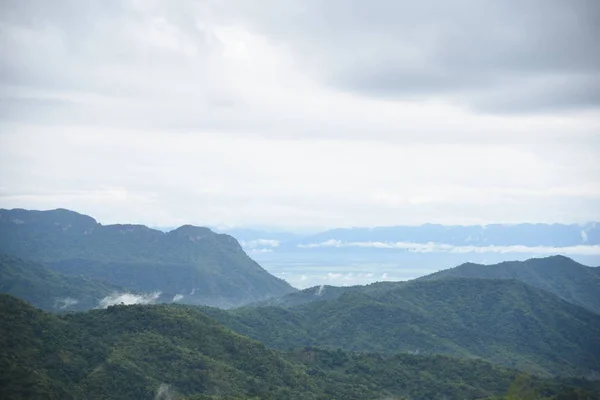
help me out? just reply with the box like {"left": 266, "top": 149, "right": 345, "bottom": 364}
{"left": 55, "top": 297, "right": 79, "bottom": 309}
{"left": 316, "top": 285, "right": 325, "bottom": 296}
{"left": 98, "top": 292, "right": 161, "bottom": 308}
{"left": 172, "top": 294, "right": 184, "bottom": 302}
{"left": 155, "top": 383, "right": 177, "bottom": 400}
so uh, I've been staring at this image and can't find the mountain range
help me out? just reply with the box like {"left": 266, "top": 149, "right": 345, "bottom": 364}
{"left": 0, "top": 208, "right": 295, "bottom": 308}
{"left": 221, "top": 222, "right": 600, "bottom": 251}
{"left": 2, "top": 207, "right": 600, "bottom": 398}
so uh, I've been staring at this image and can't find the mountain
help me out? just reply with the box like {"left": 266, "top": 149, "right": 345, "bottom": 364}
{"left": 0, "top": 208, "right": 295, "bottom": 308}
{"left": 1, "top": 295, "right": 596, "bottom": 400}
{"left": 289, "top": 222, "right": 600, "bottom": 248}
{"left": 252, "top": 280, "right": 406, "bottom": 308}
{"left": 202, "top": 278, "right": 600, "bottom": 377}
{"left": 420, "top": 256, "right": 600, "bottom": 314}
{"left": 0, "top": 253, "right": 126, "bottom": 311}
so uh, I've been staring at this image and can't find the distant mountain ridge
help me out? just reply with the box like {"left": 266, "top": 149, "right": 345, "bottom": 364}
{"left": 420, "top": 255, "right": 600, "bottom": 314}
{"left": 0, "top": 208, "right": 295, "bottom": 307}
{"left": 219, "top": 223, "right": 600, "bottom": 256}
{"left": 289, "top": 222, "right": 600, "bottom": 247}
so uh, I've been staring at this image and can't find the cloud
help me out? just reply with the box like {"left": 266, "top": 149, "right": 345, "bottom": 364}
{"left": 155, "top": 383, "right": 176, "bottom": 400}
{"left": 0, "top": 1, "right": 599, "bottom": 229}
{"left": 299, "top": 241, "right": 600, "bottom": 255}
{"left": 55, "top": 297, "right": 79, "bottom": 309}
{"left": 240, "top": 239, "right": 280, "bottom": 248}
{"left": 248, "top": 248, "right": 273, "bottom": 254}
{"left": 98, "top": 292, "right": 161, "bottom": 308}
{"left": 172, "top": 294, "right": 184, "bottom": 302}
{"left": 223, "top": 0, "right": 600, "bottom": 113}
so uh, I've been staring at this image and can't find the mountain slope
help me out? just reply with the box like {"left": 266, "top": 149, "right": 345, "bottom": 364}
{"left": 1, "top": 295, "right": 595, "bottom": 400}
{"left": 0, "top": 254, "right": 126, "bottom": 312}
{"left": 251, "top": 280, "right": 406, "bottom": 308}
{"left": 0, "top": 208, "right": 295, "bottom": 307}
{"left": 203, "top": 278, "right": 600, "bottom": 377}
{"left": 420, "top": 255, "right": 600, "bottom": 314}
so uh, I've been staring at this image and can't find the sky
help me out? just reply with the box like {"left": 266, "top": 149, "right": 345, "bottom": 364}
{"left": 1, "top": 0, "right": 599, "bottom": 230}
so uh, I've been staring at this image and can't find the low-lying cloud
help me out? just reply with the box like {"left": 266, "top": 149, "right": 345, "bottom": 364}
{"left": 98, "top": 291, "right": 162, "bottom": 308}
{"left": 172, "top": 294, "right": 184, "bottom": 302}
{"left": 55, "top": 297, "right": 79, "bottom": 309}
{"left": 298, "top": 240, "right": 600, "bottom": 255}
{"left": 155, "top": 383, "right": 176, "bottom": 400}
{"left": 240, "top": 239, "right": 280, "bottom": 248}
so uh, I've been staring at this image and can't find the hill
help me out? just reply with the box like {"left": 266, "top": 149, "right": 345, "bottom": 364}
{"left": 0, "top": 208, "right": 295, "bottom": 307}
{"left": 251, "top": 280, "right": 406, "bottom": 308}
{"left": 203, "top": 278, "right": 600, "bottom": 377}
{"left": 420, "top": 255, "right": 600, "bottom": 314}
{"left": 1, "top": 295, "right": 596, "bottom": 400}
{"left": 0, "top": 254, "right": 127, "bottom": 311}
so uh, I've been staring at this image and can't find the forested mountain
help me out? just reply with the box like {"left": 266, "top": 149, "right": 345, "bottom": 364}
{"left": 0, "top": 254, "right": 126, "bottom": 311}
{"left": 203, "top": 279, "right": 600, "bottom": 377}
{"left": 1, "top": 295, "right": 596, "bottom": 400}
{"left": 251, "top": 280, "right": 406, "bottom": 308}
{"left": 0, "top": 208, "right": 295, "bottom": 307}
{"left": 420, "top": 256, "right": 600, "bottom": 314}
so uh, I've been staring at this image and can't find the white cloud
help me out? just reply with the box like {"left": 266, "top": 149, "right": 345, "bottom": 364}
{"left": 98, "top": 292, "right": 161, "bottom": 308}
{"left": 240, "top": 239, "right": 280, "bottom": 248}
{"left": 172, "top": 294, "right": 184, "bottom": 302}
{"left": 0, "top": 1, "right": 598, "bottom": 229}
{"left": 55, "top": 297, "right": 79, "bottom": 309}
{"left": 248, "top": 248, "right": 273, "bottom": 254}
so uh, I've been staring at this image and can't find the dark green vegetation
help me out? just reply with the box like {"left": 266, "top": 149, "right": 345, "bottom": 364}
{"left": 0, "top": 208, "right": 295, "bottom": 307}
{"left": 0, "top": 254, "right": 123, "bottom": 311}
{"left": 420, "top": 255, "right": 600, "bottom": 314}
{"left": 252, "top": 280, "right": 406, "bottom": 308}
{"left": 203, "top": 278, "right": 600, "bottom": 377}
{"left": 1, "top": 295, "right": 597, "bottom": 400}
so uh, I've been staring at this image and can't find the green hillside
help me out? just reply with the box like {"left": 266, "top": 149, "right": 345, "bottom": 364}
{"left": 251, "top": 280, "right": 406, "bottom": 308}
{"left": 203, "top": 278, "right": 600, "bottom": 377}
{"left": 0, "top": 254, "right": 126, "bottom": 311}
{"left": 0, "top": 208, "right": 295, "bottom": 307}
{"left": 1, "top": 295, "right": 596, "bottom": 400}
{"left": 420, "top": 255, "right": 600, "bottom": 314}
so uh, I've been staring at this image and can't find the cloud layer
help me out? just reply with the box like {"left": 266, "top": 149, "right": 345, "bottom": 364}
{"left": 1, "top": 0, "right": 599, "bottom": 228}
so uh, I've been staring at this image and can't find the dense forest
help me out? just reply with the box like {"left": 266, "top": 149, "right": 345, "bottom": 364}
{"left": 202, "top": 278, "right": 600, "bottom": 377}
{"left": 1, "top": 295, "right": 597, "bottom": 400}
{"left": 420, "top": 255, "right": 600, "bottom": 314}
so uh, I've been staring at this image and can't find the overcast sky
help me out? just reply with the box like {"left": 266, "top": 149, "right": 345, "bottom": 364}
{"left": 1, "top": 0, "right": 599, "bottom": 230}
